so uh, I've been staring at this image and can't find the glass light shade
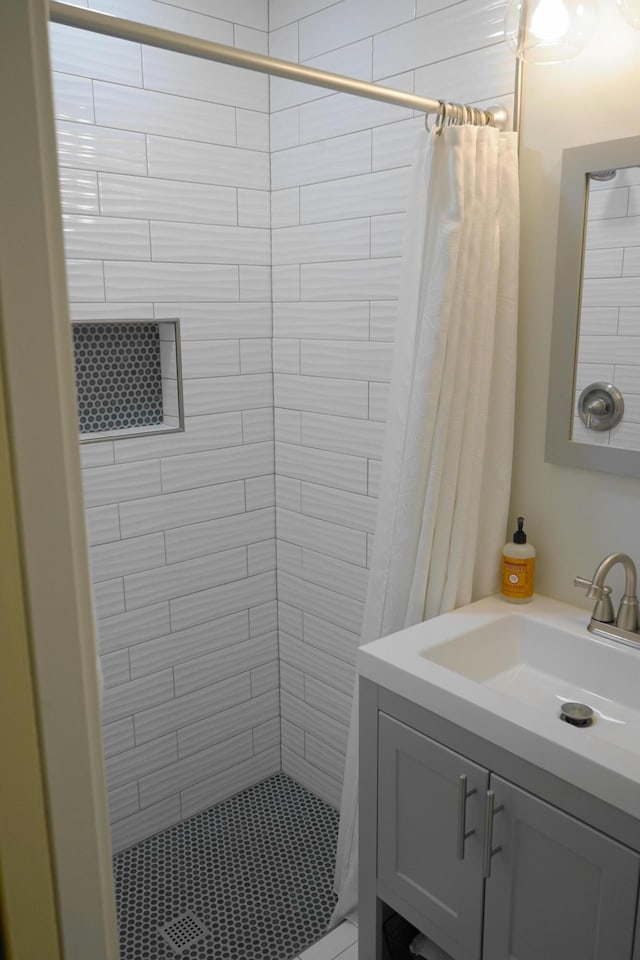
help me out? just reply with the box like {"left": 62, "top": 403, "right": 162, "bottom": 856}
{"left": 617, "top": 0, "right": 640, "bottom": 28}
{"left": 504, "top": 0, "right": 597, "bottom": 61}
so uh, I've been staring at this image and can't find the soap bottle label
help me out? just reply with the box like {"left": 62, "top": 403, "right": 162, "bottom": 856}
{"left": 501, "top": 557, "right": 535, "bottom": 599}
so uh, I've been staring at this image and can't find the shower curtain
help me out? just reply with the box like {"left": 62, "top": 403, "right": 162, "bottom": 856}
{"left": 332, "top": 122, "right": 520, "bottom": 923}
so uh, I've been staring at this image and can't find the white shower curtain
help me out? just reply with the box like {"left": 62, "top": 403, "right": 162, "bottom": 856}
{"left": 332, "top": 122, "right": 520, "bottom": 924}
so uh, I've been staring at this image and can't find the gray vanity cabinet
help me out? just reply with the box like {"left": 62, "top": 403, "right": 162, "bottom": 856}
{"left": 378, "top": 714, "right": 488, "bottom": 960}
{"left": 483, "top": 775, "right": 640, "bottom": 960}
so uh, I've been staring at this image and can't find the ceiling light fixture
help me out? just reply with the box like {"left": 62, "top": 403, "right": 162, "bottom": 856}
{"left": 504, "top": 0, "right": 597, "bottom": 61}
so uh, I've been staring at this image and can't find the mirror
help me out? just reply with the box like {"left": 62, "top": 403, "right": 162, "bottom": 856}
{"left": 546, "top": 135, "right": 640, "bottom": 477}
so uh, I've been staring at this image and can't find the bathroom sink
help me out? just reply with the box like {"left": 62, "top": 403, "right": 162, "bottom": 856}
{"left": 357, "top": 594, "right": 640, "bottom": 819}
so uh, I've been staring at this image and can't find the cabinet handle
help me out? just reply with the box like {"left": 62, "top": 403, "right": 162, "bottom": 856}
{"left": 482, "top": 790, "right": 504, "bottom": 878}
{"left": 457, "top": 774, "right": 477, "bottom": 860}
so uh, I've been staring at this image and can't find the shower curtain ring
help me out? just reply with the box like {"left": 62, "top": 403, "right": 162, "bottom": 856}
{"left": 435, "top": 101, "right": 447, "bottom": 135}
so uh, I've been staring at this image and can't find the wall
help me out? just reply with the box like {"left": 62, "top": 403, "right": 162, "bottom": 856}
{"left": 510, "top": 2, "right": 640, "bottom": 604}
{"left": 51, "top": 0, "right": 279, "bottom": 852}
{"left": 268, "top": 0, "right": 516, "bottom": 806}
{"left": 574, "top": 169, "right": 640, "bottom": 449}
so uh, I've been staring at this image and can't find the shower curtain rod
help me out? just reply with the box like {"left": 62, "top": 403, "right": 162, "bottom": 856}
{"left": 48, "top": 1, "right": 508, "bottom": 130}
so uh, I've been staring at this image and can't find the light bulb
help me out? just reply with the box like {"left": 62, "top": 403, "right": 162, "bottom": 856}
{"left": 530, "top": 0, "right": 571, "bottom": 39}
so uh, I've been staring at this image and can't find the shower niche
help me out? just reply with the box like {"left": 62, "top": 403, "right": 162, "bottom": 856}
{"left": 71, "top": 318, "right": 184, "bottom": 442}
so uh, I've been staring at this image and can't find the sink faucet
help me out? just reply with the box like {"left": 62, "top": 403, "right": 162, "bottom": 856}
{"left": 575, "top": 552, "right": 640, "bottom": 640}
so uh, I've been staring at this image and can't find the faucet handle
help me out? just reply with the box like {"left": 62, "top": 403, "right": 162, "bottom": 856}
{"left": 574, "top": 576, "right": 615, "bottom": 624}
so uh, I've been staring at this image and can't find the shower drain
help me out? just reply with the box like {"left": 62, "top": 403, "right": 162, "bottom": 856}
{"left": 158, "top": 910, "right": 211, "bottom": 954}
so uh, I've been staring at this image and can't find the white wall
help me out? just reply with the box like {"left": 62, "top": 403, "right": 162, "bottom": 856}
{"left": 50, "top": 0, "right": 279, "bottom": 852}
{"left": 269, "top": 0, "right": 516, "bottom": 806}
{"left": 511, "top": 1, "right": 640, "bottom": 605}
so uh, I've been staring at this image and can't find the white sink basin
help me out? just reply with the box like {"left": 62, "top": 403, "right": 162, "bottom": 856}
{"left": 357, "top": 594, "right": 640, "bottom": 819}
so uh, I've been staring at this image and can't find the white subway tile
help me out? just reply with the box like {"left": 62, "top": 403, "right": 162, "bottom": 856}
{"left": 93, "top": 578, "right": 125, "bottom": 619}
{"left": 304, "top": 675, "right": 352, "bottom": 727}
{"left": 371, "top": 117, "right": 423, "bottom": 172}
{"left": 619, "top": 308, "right": 640, "bottom": 335}
{"left": 278, "top": 571, "right": 364, "bottom": 633}
{"left": 170, "top": 570, "right": 276, "bottom": 632}
{"left": 178, "top": 689, "right": 279, "bottom": 757}
{"left": 90, "top": 0, "right": 234, "bottom": 43}
{"left": 102, "top": 669, "right": 174, "bottom": 724}
{"left": 120, "top": 481, "right": 245, "bottom": 539}
{"left": 235, "top": 24, "right": 269, "bottom": 54}
{"left": 165, "top": 508, "right": 274, "bottom": 564}
{"left": 52, "top": 73, "right": 94, "bottom": 124}
{"left": 179, "top": 341, "right": 241, "bottom": 379}
{"left": 106, "top": 733, "right": 177, "bottom": 790}
{"left": 280, "top": 632, "right": 355, "bottom": 694}
{"left": 245, "top": 475, "right": 275, "bottom": 510}
{"left": 587, "top": 186, "right": 630, "bottom": 220}
{"left": 150, "top": 221, "right": 270, "bottom": 265}
{"left": 300, "top": 86, "right": 413, "bottom": 144}
{"left": 139, "top": 731, "right": 253, "bottom": 807}
{"left": 101, "top": 648, "right": 130, "bottom": 688}
{"left": 129, "top": 611, "right": 249, "bottom": 679}
{"left": 282, "top": 748, "right": 341, "bottom": 808}
{"left": 142, "top": 46, "right": 267, "bottom": 112}
{"left": 180, "top": 748, "right": 280, "bottom": 820}
{"left": 238, "top": 189, "right": 271, "bottom": 228}
{"left": 301, "top": 339, "right": 393, "bottom": 380}
{"left": 94, "top": 81, "right": 236, "bottom": 145}
{"left": 104, "top": 262, "right": 239, "bottom": 301}
{"left": 161, "top": 441, "right": 274, "bottom": 493}
{"left": 368, "top": 458, "right": 381, "bottom": 497}
{"left": 83, "top": 460, "right": 161, "bottom": 508}
{"left": 301, "top": 259, "right": 401, "bottom": 301}
{"left": 147, "top": 135, "right": 268, "bottom": 189}
{"left": 279, "top": 602, "right": 303, "bottom": 639}
{"left": 248, "top": 539, "right": 277, "bottom": 575}
{"left": 582, "top": 279, "right": 640, "bottom": 309}
{"left": 272, "top": 218, "right": 370, "bottom": 265}
{"left": 371, "top": 213, "right": 406, "bottom": 258}
{"left": 65, "top": 259, "right": 104, "bottom": 301}
{"left": 270, "top": 39, "right": 373, "bottom": 112}
{"left": 301, "top": 168, "right": 409, "bottom": 223}
{"left": 370, "top": 301, "right": 397, "bottom": 340}
{"left": 249, "top": 599, "right": 278, "bottom": 636}
{"left": 124, "top": 545, "right": 247, "bottom": 610}
{"left": 108, "top": 783, "right": 139, "bottom": 823}
{"left": 273, "top": 301, "right": 369, "bottom": 340}
{"left": 276, "top": 441, "right": 368, "bottom": 494}
{"left": 251, "top": 661, "right": 280, "bottom": 697}
{"left": 155, "top": 303, "right": 271, "bottom": 340}
{"left": 98, "top": 602, "right": 170, "bottom": 655}
{"left": 98, "top": 173, "right": 237, "bottom": 225}
{"left": 275, "top": 373, "right": 369, "bottom": 418}
{"left": 271, "top": 188, "right": 300, "bottom": 228}
{"left": 373, "top": 0, "right": 507, "bottom": 78}
{"left": 114, "top": 413, "right": 243, "bottom": 463}
{"left": 58, "top": 168, "right": 99, "bottom": 215}
{"left": 239, "top": 265, "right": 272, "bottom": 301}
{"left": 240, "top": 339, "right": 272, "bottom": 374}
{"left": 270, "top": 0, "right": 338, "bottom": 31}
{"left": 90, "top": 532, "right": 165, "bottom": 583}
{"left": 624, "top": 248, "right": 640, "bottom": 276}
{"left": 369, "top": 381, "right": 389, "bottom": 421}
{"left": 182, "top": 374, "right": 272, "bottom": 416}
{"left": 276, "top": 475, "right": 302, "bottom": 511}
{"left": 273, "top": 265, "right": 301, "bottom": 302}
{"left": 163, "top": 0, "right": 268, "bottom": 30}
{"left": 414, "top": 41, "right": 516, "bottom": 108}
{"left": 236, "top": 109, "right": 270, "bottom": 151}
{"left": 303, "top": 612, "right": 359, "bottom": 666}
{"left": 275, "top": 408, "right": 302, "bottom": 443}
{"left": 81, "top": 442, "right": 114, "bottom": 469}
{"left": 253, "top": 716, "right": 280, "bottom": 752}
{"left": 49, "top": 23, "right": 142, "bottom": 85}
{"left": 301, "top": 411, "right": 385, "bottom": 459}
{"left": 583, "top": 247, "right": 624, "bottom": 279}
{"left": 273, "top": 339, "right": 300, "bottom": 373}
{"left": 277, "top": 509, "right": 366, "bottom": 566}
{"left": 56, "top": 121, "right": 147, "bottom": 175}
{"left": 85, "top": 504, "right": 120, "bottom": 546}
{"left": 278, "top": 539, "right": 303, "bottom": 576}
{"left": 281, "top": 690, "right": 348, "bottom": 754}
{"left": 302, "top": 548, "right": 369, "bottom": 601}
{"left": 272, "top": 130, "right": 371, "bottom": 190}
{"left": 269, "top": 21, "right": 298, "bottom": 59}
{"left": 111, "top": 797, "right": 181, "bottom": 853}
{"left": 299, "top": 0, "right": 415, "bottom": 60}
{"left": 281, "top": 666, "right": 305, "bottom": 702}
{"left": 271, "top": 106, "right": 300, "bottom": 152}
{"left": 305, "top": 732, "right": 346, "bottom": 783}
{"left": 102, "top": 717, "right": 135, "bottom": 758}
{"left": 174, "top": 633, "right": 278, "bottom": 697}
{"left": 63, "top": 215, "right": 150, "bottom": 261}
{"left": 243, "top": 407, "right": 273, "bottom": 444}
{"left": 71, "top": 302, "right": 153, "bottom": 321}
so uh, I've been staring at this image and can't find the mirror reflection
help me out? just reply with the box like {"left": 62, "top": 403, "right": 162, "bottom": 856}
{"left": 573, "top": 164, "right": 640, "bottom": 450}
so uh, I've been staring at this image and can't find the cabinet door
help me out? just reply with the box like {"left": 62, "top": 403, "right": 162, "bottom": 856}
{"left": 378, "top": 713, "right": 488, "bottom": 960}
{"left": 483, "top": 775, "right": 640, "bottom": 960}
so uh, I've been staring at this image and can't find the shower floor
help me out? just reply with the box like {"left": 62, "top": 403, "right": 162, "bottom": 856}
{"left": 113, "top": 773, "right": 339, "bottom": 960}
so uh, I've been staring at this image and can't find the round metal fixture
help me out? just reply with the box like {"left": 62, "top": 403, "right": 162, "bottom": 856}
{"left": 577, "top": 382, "right": 624, "bottom": 431}
{"left": 590, "top": 169, "right": 617, "bottom": 181}
{"left": 560, "top": 702, "right": 594, "bottom": 727}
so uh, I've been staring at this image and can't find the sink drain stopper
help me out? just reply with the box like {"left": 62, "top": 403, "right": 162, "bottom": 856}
{"left": 560, "top": 702, "right": 594, "bottom": 727}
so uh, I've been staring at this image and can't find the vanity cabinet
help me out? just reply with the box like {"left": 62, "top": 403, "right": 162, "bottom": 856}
{"left": 361, "top": 685, "right": 640, "bottom": 960}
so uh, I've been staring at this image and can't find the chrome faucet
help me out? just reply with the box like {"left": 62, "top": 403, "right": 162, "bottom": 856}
{"left": 575, "top": 552, "right": 640, "bottom": 646}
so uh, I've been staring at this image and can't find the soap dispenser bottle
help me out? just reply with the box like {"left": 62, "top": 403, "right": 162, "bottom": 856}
{"left": 501, "top": 517, "right": 535, "bottom": 603}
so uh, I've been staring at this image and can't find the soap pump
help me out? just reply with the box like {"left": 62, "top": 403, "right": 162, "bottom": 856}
{"left": 501, "top": 517, "right": 536, "bottom": 603}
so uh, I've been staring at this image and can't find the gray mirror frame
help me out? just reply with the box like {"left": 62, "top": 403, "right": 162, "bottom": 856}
{"left": 545, "top": 135, "right": 640, "bottom": 478}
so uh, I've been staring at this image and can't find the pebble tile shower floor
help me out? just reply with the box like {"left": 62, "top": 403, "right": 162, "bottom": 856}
{"left": 113, "top": 774, "right": 339, "bottom": 960}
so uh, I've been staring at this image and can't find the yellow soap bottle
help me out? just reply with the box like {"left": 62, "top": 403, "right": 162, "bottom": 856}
{"left": 501, "top": 517, "right": 535, "bottom": 603}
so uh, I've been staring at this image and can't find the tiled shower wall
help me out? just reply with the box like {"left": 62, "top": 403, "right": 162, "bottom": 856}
{"left": 269, "top": 0, "right": 516, "bottom": 806}
{"left": 51, "top": 0, "right": 279, "bottom": 852}
{"left": 574, "top": 167, "right": 640, "bottom": 450}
